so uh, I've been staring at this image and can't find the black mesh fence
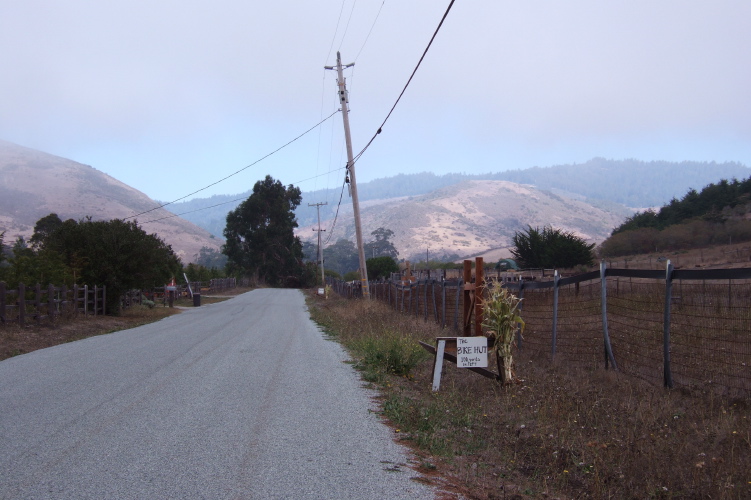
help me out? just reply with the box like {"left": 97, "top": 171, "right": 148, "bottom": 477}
{"left": 328, "top": 267, "right": 751, "bottom": 399}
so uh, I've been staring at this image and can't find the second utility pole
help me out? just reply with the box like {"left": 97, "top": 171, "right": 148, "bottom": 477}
{"left": 326, "top": 51, "right": 370, "bottom": 299}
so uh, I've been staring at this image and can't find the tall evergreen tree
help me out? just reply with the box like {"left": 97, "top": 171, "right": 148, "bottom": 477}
{"left": 223, "top": 175, "right": 303, "bottom": 286}
{"left": 363, "top": 227, "right": 399, "bottom": 259}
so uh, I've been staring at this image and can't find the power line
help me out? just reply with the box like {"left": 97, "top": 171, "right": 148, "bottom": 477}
{"left": 324, "top": 175, "right": 348, "bottom": 245}
{"left": 124, "top": 109, "right": 340, "bottom": 221}
{"left": 354, "top": 0, "right": 385, "bottom": 61}
{"left": 324, "top": 0, "right": 348, "bottom": 65}
{"left": 138, "top": 165, "right": 348, "bottom": 225}
{"left": 338, "top": 0, "right": 358, "bottom": 51}
{"left": 352, "top": 0, "right": 456, "bottom": 166}
{"left": 138, "top": 196, "right": 249, "bottom": 225}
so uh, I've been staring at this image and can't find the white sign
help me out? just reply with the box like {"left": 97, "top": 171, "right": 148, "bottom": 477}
{"left": 456, "top": 337, "right": 488, "bottom": 368}
{"left": 318, "top": 288, "right": 325, "bottom": 295}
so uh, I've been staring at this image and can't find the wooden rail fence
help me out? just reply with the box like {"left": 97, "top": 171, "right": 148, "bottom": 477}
{"left": 0, "top": 282, "right": 106, "bottom": 327}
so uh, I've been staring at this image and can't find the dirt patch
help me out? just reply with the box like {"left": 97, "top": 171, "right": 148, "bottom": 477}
{"left": 0, "top": 307, "right": 183, "bottom": 361}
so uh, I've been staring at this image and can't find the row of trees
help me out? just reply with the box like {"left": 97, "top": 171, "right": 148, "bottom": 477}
{"left": 0, "top": 214, "right": 182, "bottom": 314}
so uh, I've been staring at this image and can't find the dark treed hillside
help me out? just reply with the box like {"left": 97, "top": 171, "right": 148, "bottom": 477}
{"left": 600, "top": 177, "right": 751, "bottom": 257}
{"left": 170, "top": 159, "right": 749, "bottom": 237}
{"left": 612, "top": 177, "right": 751, "bottom": 234}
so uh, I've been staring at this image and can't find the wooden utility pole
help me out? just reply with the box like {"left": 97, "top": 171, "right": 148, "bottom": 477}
{"left": 309, "top": 202, "right": 327, "bottom": 286}
{"left": 325, "top": 51, "right": 370, "bottom": 298}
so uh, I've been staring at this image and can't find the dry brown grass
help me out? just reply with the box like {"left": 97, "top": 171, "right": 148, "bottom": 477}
{"left": 309, "top": 292, "right": 751, "bottom": 499}
{"left": 0, "top": 306, "right": 181, "bottom": 361}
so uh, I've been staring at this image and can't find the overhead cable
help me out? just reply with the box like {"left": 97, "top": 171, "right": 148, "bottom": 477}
{"left": 138, "top": 165, "right": 347, "bottom": 225}
{"left": 324, "top": 176, "right": 349, "bottom": 245}
{"left": 352, "top": 0, "right": 455, "bottom": 166}
{"left": 125, "top": 109, "right": 340, "bottom": 221}
{"left": 354, "top": 1, "right": 385, "bottom": 61}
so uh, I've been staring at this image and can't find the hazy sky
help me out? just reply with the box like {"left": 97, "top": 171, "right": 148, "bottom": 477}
{"left": 2, "top": 1, "right": 749, "bottom": 206}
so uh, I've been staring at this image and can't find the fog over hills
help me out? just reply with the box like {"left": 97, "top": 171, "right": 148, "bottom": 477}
{"left": 3, "top": 138, "right": 747, "bottom": 265}
{"left": 297, "top": 180, "right": 631, "bottom": 262}
{"left": 0, "top": 140, "right": 220, "bottom": 263}
{"left": 170, "top": 158, "right": 749, "bottom": 261}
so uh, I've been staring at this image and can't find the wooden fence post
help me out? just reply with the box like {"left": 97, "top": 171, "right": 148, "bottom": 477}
{"left": 441, "top": 280, "right": 447, "bottom": 328}
{"left": 19, "top": 283, "right": 26, "bottom": 327}
{"left": 0, "top": 281, "right": 5, "bottom": 324}
{"left": 35, "top": 284, "right": 42, "bottom": 324}
{"left": 462, "top": 260, "right": 472, "bottom": 335}
{"left": 516, "top": 279, "right": 524, "bottom": 350}
{"left": 48, "top": 284, "right": 55, "bottom": 320}
{"left": 431, "top": 280, "right": 438, "bottom": 322}
{"left": 475, "top": 257, "right": 484, "bottom": 336}
{"left": 454, "top": 279, "right": 462, "bottom": 332}
{"left": 61, "top": 285, "right": 68, "bottom": 316}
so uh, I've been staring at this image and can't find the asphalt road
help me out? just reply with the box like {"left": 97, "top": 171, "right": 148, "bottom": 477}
{"left": 0, "top": 289, "right": 436, "bottom": 499}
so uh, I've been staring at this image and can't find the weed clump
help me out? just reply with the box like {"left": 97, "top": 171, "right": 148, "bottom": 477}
{"left": 351, "top": 329, "right": 428, "bottom": 377}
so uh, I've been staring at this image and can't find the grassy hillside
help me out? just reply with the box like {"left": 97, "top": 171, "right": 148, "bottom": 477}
{"left": 172, "top": 159, "right": 749, "bottom": 237}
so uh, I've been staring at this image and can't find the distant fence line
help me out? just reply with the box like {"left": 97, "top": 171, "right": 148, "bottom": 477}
{"left": 328, "top": 262, "right": 751, "bottom": 399}
{"left": 121, "top": 278, "right": 239, "bottom": 309}
{"left": 1, "top": 278, "right": 242, "bottom": 324}
{"left": 0, "top": 282, "right": 106, "bottom": 327}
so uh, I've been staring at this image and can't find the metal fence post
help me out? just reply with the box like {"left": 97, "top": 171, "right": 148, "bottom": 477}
{"left": 663, "top": 260, "right": 674, "bottom": 388}
{"left": 552, "top": 271, "right": 560, "bottom": 356}
{"left": 601, "top": 261, "right": 618, "bottom": 370}
{"left": 517, "top": 279, "right": 524, "bottom": 351}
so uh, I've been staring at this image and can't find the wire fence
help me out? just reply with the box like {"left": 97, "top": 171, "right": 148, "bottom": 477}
{"left": 328, "top": 263, "right": 751, "bottom": 399}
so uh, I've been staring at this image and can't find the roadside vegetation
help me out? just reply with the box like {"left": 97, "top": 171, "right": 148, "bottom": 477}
{"left": 308, "top": 290, "right": 750, "bottom": 499}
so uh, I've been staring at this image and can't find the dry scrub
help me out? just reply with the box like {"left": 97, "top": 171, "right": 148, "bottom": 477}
{"left": 309, "top": 292, "right": 751, "bottom": 499}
